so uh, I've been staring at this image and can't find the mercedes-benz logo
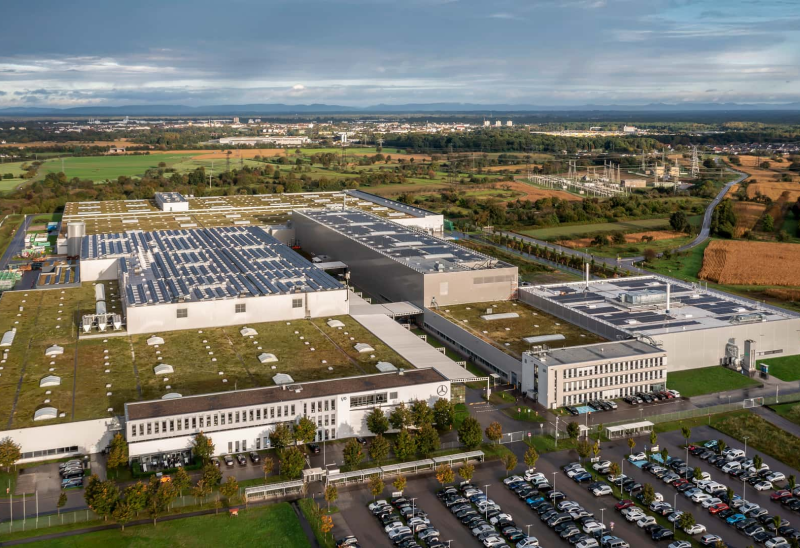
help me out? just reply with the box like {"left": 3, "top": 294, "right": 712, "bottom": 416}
{"left": 437, "top": 385, "right": 448, "bottom": 396}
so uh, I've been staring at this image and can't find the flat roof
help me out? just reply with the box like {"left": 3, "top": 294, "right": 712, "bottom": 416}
{"left": 298, "top": 209, "right": 513, "bottom": 273}
{"left": 525, "top": 339, "right": 664, "bottom": 367}
{"left": 62, "top": 190, "right": 435, "bottom": 235}
{"left": 523, "top": 276, "right": 798, "bottom": 336}
{"left": 83, "top": 226, "right": 343, "bottom": 307}
{"left": 606, "top": 421, "right": 654, "bottom": 433}
{"left": 125, "top": 368, "right": 447, "bottom": 420}
{"left": 155, "top": 192, "right": 187, "bottom": 204}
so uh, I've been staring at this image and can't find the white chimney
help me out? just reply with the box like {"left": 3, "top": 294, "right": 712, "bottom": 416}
{"left": 666, "top": 284, "right": 671, "bottom": 313}
{"left": 585, "top": 263, "right": 590, "bottom": 289}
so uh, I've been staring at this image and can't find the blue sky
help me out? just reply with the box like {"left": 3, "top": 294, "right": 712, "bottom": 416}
{"left": 1, "top": 0, "right": 799, "bottom": 107}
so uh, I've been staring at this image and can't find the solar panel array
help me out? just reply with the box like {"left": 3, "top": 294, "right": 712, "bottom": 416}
{"left": 87, "top": 226, "right": 342, "bottom": 307}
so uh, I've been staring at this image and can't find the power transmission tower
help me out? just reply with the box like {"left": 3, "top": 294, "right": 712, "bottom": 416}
{"left": 691, "top": 146, "right": 700, "bottom": 178}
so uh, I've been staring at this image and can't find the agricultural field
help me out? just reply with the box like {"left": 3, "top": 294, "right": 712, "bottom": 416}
{"left": 432, "top": 299, "right": 604, "bottom": 358}
{"left": 0, "top": 160, "right": 32, "bottom": 192}
{"left": 698, "top": 240, "right": 800, "bottom": 286}
{"left": 519, "top": 217, "right": 676, "bottom": 241}
{"left": 733, "top": 154, "right": 796, "bottom": 184}
{"left": 732, "top": 201, "right": 768, "bottom": 236}
{"left": 39, "top": 153, "right": 199, "bottom": 181}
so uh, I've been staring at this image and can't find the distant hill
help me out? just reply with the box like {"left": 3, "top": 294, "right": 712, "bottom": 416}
{"left": 2, "top": 102, "right": 800, "bottom": 117}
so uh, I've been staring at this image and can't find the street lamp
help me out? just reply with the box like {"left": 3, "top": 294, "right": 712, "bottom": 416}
{"left": 742, "top": 478, "right": 747, "bottom": 504}
{"left": 552, "top": 472, "right": 558, "bottom": 496}
{"left": 484, "top": 485, "right": 491, "bottom": 519}
{"left": 743, "top": 436, "right": 749, "bottom": 458}
{"left": 410, "top": 497, "right": 417, "bottom": 519}
{"left": 600, "top": 508, "right": 605, "bottom": 527}
{"left": 673, "top": 493, "right": 678, "bottom": 533}
{"left": 527, "top": 524, "right": 532, "bottom": 538}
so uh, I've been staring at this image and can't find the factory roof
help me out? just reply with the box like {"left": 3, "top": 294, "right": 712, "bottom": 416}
{"left": 298, "top": 209, "right": 514, "bottom": 273}
{"left": 525, "top": 339, "right": 664, "bottom": 367}
{"left": 125, "top": 367, "right": 447, "bottom": 420}
{"left": 82, "top": 226, "right": 343, "bottom": 307}
{"left": 155, "top": 192, "right": 187, "bottom": 204}
{"left": 523, "top": 275, "right": 798, "bottom": 336}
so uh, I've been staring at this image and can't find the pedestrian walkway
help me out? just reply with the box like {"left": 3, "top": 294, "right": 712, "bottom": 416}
{"left": 751, "top": 406, "right": 800, "bottom": 439}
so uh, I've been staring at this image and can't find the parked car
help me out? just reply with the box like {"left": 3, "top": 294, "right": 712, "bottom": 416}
{"left": 249, "top": 451, "right": 260, "bottom": 463}
{"left": 236, "top": 454, "right": 247, "bottom": 466}
{"left": 223, "top": 455, "right": 234, "bottom": 466}
{"left": 308, "top": 443, "right": 321, "bottom": 454}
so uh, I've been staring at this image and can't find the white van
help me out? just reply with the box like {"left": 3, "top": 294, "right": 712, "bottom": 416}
{"left": 725, "top": 449, "right": 745, "bottom": 461}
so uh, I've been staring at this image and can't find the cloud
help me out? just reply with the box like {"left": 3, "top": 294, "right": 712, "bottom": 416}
{"left": 489, "top": 12, "right": 516, "bottom": 19}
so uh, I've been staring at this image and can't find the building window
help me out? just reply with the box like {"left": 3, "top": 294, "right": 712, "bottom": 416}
{"left": 277, "top": 406, "right": 282, "bottom": 418}
{"left": 291, "top": 404, "right": 295, "bottom": 415}
{"left": 235, "top": 412, "right": 240, "bottom": 423}
{"left": 304, "top": 403, "right": 307, "bottom": 415}
{"left": 256, "top": 409, "right": 261, "bottom": 421}
{"left": 324, "top": 400, "right": 329, "bottom": 412}
{"left": 191, "top": 417, "right": 196, "bottom": 429}
{"left": 214, "top": 415, "right": 218, "bottom": 426}
{"left": 350, "top": 393, "right": 388, "bottom": 408}
{"left": 169, "top": 420, "right": 174, "bottom": 432}
{"left": 331, "top": 399, "right": 335, "bottom": 411}
{"left": 311, "top": 402, "right": 315, "bottom": 413}
{"left": 177, "top": 308, "right": 188, "bottom": 319}
{"left": 270, "top": 407, "right": 274, "bottom": 419}
{"left": 292, "top": 298, "right": 303, "bottom": 308}
{"left": 235, "top": 303, "right": 246, "bottom": 314}
{"left": 256, "top": 437, "right": 261, "bottom": 449}
{"left": 131, "top": 427, "right": 136, "bottom": 437}
{"left": 242, "top": 440, "right": 247, "bottom": 451}
{"left": 228, "top": 442, "right": 233, "bottom": 453}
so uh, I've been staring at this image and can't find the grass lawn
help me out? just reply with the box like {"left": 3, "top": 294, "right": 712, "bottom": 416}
{"left": 713, "top": 411, "right": 800, "bottom": 472}
{"left": 759, "top": 354, "right": 800, "bottom": 382}
{"left": 0, "top": 213, "right": 24, "bottom": 256}
{"left": 23, "top": 502, "right": 310, "bottom": 547}
{"left": 769, "top": 401, "right": 800, "bottom": 426}
{"left": 40, "top": 154, "right": 198, "bottom": 182}
{"left": 666, "top": 366, "right": 760, "bottom": 397}
{"left": 578, "top": 234, "right": 695, "bottom": 259}
{"left": 519, "top": 218, "right": 673, "bottom": 241}
{"left": 298, "top": 498, "right": 335, "bottom": 548}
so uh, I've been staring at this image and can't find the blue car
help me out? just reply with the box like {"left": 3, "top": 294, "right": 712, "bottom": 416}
{"left": 726, "top": 513, "right": 746, "bottom": 525}
{"left": 573, "top": 472, "right": 593, "bottom": 483}
{"left": 526, "top": 495, "right": 545, "bottom": 505}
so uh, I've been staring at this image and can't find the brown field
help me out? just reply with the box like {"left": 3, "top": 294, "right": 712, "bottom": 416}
{"left": 733, "top": 202, "right": 768, "bottom": 236}
{"left": 765, "top": 288, "right": 800, "bottom": 302}
{"left": 699, "top": 240, "right": 800, "bottom": 286}
{"left": 735, "top": 155, "right": 793, "bottom": 181}
{"left": 504, "top": 180, "right": 581, "bottom": 202}
{"left": 0, "top": 140, "right": 132, "bottom": 149}
{"left": 747, "top": 182, "right": 800, "bottom": 202}
{"left": 559, "top": 230, "right": 684, "bottom": 249}
{"left": 484, "top": 165, "right": 537, "bottom": 172}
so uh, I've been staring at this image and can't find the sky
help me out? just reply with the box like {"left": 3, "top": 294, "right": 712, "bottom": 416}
{"left": 1, "top": 0, "right": 799, "bottom": 108}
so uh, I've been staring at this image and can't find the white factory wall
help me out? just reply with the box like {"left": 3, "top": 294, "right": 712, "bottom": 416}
{"left": 3, "top": 417, "right": 119, "bottom": 464}
{"left": 80, "top": 258, "right": 120, "bottom": 282}
{"left": 422, "top": 268, "right": 517, "bottom": 307}
{"left": 125, "top": 290, "right": 349, "bottom": 335}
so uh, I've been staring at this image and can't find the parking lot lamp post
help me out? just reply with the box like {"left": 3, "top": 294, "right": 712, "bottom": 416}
{"left": 527, "top": 524, "right": 532, "bottom": 537}
{"left": 552, "top": 472, "right": 558, "bottom": 495}
{"left": 484, "top": 485, "right": 490, "bottom": 519}
{"left": 410, "top": 497, "right": 417, "bottom": 519}
{"left": 743, "top": 436, "right": 749, "bottom": 458}
{"left": 742, "top": 478, "right": 747, "bottom": 504}
{"left": 600, "top": 508, "right": 605, "bottom": 527}
{"left": 673, "top": 493, "right": 677, "bottom": 533}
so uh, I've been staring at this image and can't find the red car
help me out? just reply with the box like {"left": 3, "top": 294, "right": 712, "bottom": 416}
{"left": 708, "top": 503, "right": 729, "bottom": 514}
{"left": 615, "top": 499, "right": 635, "bottom": 511}
{"left": 771, "top": 490, "right": 793, "bottom": 501}
{"left": 673, "top": 479, "right": 690, "bottom": 488}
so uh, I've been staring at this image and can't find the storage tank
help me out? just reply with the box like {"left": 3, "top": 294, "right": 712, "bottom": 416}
{"left": 95, "top": 283, "right": 105, "bottom": 303}
{"left": 95, "top": 301, "right": 107, "bottom": 316}
{"left": 67, "top": 222, "right": 86, "bottom": 257}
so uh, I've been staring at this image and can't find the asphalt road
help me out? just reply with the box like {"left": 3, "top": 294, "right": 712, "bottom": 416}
{"left": 0, "top": 214, "right": 30, "bottom": 270}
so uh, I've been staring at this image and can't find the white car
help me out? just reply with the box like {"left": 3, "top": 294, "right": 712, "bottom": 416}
{"left": 740, "top": 502, "right": 760, "bottom": 515}
{"left": 516, "top": 538, "right": 539, "bottom": 548}
{"left": 754, "top": 481, "right": 773, "bottom": 491}
{"left": 593, "top": 460, "right": 611, "bottom": 471}
{"left": 637, "top": 516, "right": 656, "bottom": 528}
{"left": 667, "top": 511, "right": 684, "bottom": 523}
{"left": 504, "top": 475, "right": 523, "bottom": 485}
{"left": 703, "top": 482, "right": 725, "bottom": 494}
{"left": 384, "top": 521, "right": 404, "bottom": 532}
{"left": 721, "top": 462, "right": 741, "bottom": 473}
{"left": 472, "top": 524, "right": 495, "bottom": 537}
{"left": 748, "top": 463, "right": 770, "bottom": 473}
{"left": 767, "top": 472, "right": 787, "bottom": 483}
{"left": 693, "top": 472, "right": 711, "bottom": 483}
{"left": 701, "top": 497, "right": 722, "bottom": 509}
{"left": 483, "top": 536, "right": 506, "bottom": 548}
{"left": 684, "top": 524, "right": 707, "bottom": 535}
{"left": 368, "top": 500, "right": 388, "bottom": 511}
{"left": 691, "top": 492, "right": 711, "bottom": 503}
{"left": 628, "top": 452, "right": 647, "bottom": 462}
{"left": 668, "top": 542, "right": 691, "bottom": 548}
{"left": 576, "top": 539, "right": 599, "bottom": 548}
{"left": 388, "top": 527, "right": 411, "bottom": 540}
{"left": 490, "top": 514, "right": 512, "bottom": 526}
{"left": 583, "top": 521, "right": 606, "bottom": 534}
{"left": 524, "top": 470, "right": 545, "bottom": 482}
{"left": 566, "top": 467, "right": 587, "bottom": 478}
{"left": 766, "top": 537, "right": 789, "bottom": 548}
{"left": 699, "top": 535, "right": 722, "bottom": 546}
{"left": 667, "top": 389, "right": 681, "bottom": 398}
{"left": 625, "top": 510, "right": 646, "bottom": 522}
{"left": 724, "top": 449, "right": 745, "bottom": 461}
{"left": 593, "top": 485, "right": 612, "bottom": 497}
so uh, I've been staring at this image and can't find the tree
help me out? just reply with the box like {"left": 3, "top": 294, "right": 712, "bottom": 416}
{"left": 281, "top": 446, "right": 306, "bottom": 479}
{"left": 592, "top": 440, "right": 601, "bottom": 461}
{"left": 192, "top": 432, "right": 215, "bottom": 464}
{"left": 681, "top": 427, "right": 691, "bottom": 447}
{"left": 669, "top": 211, "right": 690, "bottom": 233}
{"left": 763, "top": 213, "right": 775, "bottom": 232}
{"left": 172, "top": 466, "right": 190, "bottom": 497}
{"left": 369, "top": 474, "right": 384, "bottom": 500}
{"left": 366, "top": 407, "right": 390, "bottom": 436}
{"left": 393, "top": 475, "right": 407, "bottom": 494}
{"left": 411, "top": 399, "right": 435, "bottom": 428}
{"left": 641, "top": 483, "right": 656, "bottom": 505}
{"left": 269, "top": 423, "right": 294, "bottom": 451}
{"left": 753, "top": 454, "right": 763, "bottom": 472}
{"left": 416, "top": 424, "right": 441, "bottom": 458}
{"left": 485, "top": 421, "right": 503, "bottom": 444}
{"left": 106, "top": 433, "right": 129, "bottom": 477}
{"left": 220, "top": 476, "right": 239, "bottom": 505}
{"left": 612, "top": 232, "right": 626, "bottom": 245}
{"left": 678, "top": 511, "right": 696, "bottom": 532}
{"left": 0, "top": 437, "right": 21, "bottom": 472}
{"left": 524, "top": 446, "right": 539, "bottom": 471}
{"left": 112, "top": 501, "right": 134, "bottom": 531}
{"left": 627, "top": 438, "right": 636, "bottom": 455}
{"left": 660, "top": 447, "right": 669, "bottom": 465}
{"left": 433, "top": 398, "right": 455, "bottom": 430}
{"left": 774, "top": 514, "right": 783, "bottom": 533}
{"left": 717, "top": 440, "right": 727, "bottom": 454}
{"left": 459, "top": 462, "right": 475, "bottom": 483}
{"left": 321, "top": 514, "right": 334, "bottom": 540}
{"left": 389, "top": 403, "right": 413, "bottom": 431}
{"left": 609, "top": 462, "right": 621, "bottom": 478}
{"left": 343, "top": 438, "right": 364, "bottom": 469}
{"left": 262, "top": 456, "right": 274, "bottom": 481}
{"left": 577, "top": 439, "right": 591, "bottom": 463}
{"left": 458, "top": 417, "right": 483, "bottom": 449}
{"left": 393, "top": 429, "right": 417, "bottom": 461}
{"left": 643, "top": 248, "right": 658, "bottom": 263}
{"left": 145, "top": 476, "right": 178, "bottom": 526}
{"left": 592, "top": 234, "right": 609, "bottom": 247}
{"left": 694, "top": 467, "right": 704, "bottom": 481}
{"left": 567, "top": 421, "right": 580, "bottom": 441}
{"left": 436, "top": 464, "right": 455, "bottom": 486}
{"left": 57, "top": 491, "right": 68, "bottom": 515}
{"left": 502, "top": 453, "right": 518, "bottom": 477}
{"left": 294, "top": 416, "right": 317, "bottom": 444}
{"left": 368, "top": 434, "right": 390, "bottom": 465}
{"left": 123, "top": 482, "right": 147, "bottom": 515}
{"left": 84, "top": 475, "right": 119, "bottom": 521}
{"left": 194, "top": 456, "right": 219, "bottom": 486}
{"left": 650, "top": 431, "right": 658, "bottom": 448}
{"left": 789, "top": 474, "right": 797, "bottom": 491}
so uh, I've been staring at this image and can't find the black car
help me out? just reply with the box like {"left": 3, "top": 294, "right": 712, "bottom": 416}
{"left": 718, "top": 509, "right": 736, "bottom": 520}
{"left": 249, "top": 451, "right": 260, "bottom": 463}
{"left": 308, "top": 443, "right": 321, "bottom": 454}
{"left": 236, "top": 454, "right": 247, "bottom": 466}
{"left": 355, "top": 437, "right": 367, "bottom": 445}
{"left": 652, "top": 528, "right": 674, "bottom": 541}
{"left": 566, "top": 406, "right": 580, "bottom": 416}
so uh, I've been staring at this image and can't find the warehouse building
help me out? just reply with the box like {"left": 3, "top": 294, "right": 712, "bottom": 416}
{"left": 520, "top": 276, "right": 800, "bottom": 372}
{"left": 124, "top": 368, "right": 450, "bottom": 462}
{"left": 293, "top": 209, "right": 518, "bottom": 308}
{"left": 81, "top": 226, "right": 349, "bottom": 334}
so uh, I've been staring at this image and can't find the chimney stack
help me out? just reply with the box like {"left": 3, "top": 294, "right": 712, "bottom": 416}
{"left": 666, "top": 284, "right": 671, "bottom": 314}
{"left": 585, "top": 263, "right": 590, "bottom": 289}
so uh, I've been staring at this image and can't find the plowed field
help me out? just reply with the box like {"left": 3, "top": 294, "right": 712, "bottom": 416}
{"left": 559, "top": 230, "right": 683, "bottom": 248}
{"left": 699, "top": 240, "right": 800, "bottom": 286}
{"left": 747, "top": 182, "right": 800, "bottom": 202}
{"left": 732, "top": 202, "right": 767, "bottom": 236}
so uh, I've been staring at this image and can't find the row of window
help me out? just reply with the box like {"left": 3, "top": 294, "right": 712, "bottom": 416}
{"left": 561, "top": 384, "right": 659, "bottom": 406}
{"left": 350, "top": 392, "right": 394, "bottom": 408}
{"left": 563, "top": 357, "right": 664, "bottom": 379}
{"left": 564, "top": 370, "right": 665, "bottom": 393}
{"left": 130, "top": 397, "right": 339, "bottom": 440}
{"left": 175, "top": 298, "right": 303, "bottom": 319}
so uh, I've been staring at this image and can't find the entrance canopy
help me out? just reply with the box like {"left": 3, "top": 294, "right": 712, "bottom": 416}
{"left": 605, "top": 421, "right": 654, "bottom": 440}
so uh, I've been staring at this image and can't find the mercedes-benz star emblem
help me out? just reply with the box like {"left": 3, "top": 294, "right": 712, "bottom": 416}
{"left": 436, "top": 385, "right": 448, "bottom": 396}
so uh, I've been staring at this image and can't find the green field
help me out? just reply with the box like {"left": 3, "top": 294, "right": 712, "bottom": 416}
{"left": 666, "top": 366, "right": 761, "bottom": 397}
{"left": 40, "top": 154, "right": 198, "bottom": 182}
{"left": 519, "top": 218, "right": 674, "bottom": 240}
{"left": 0, "top": 160, "right": 32, "bottom": 192}
{"left": 579, "top": 234, "right": 696, "bottom": 259}
{"left": 769, "top": 401, "right": 800, "bottom": 425}
{"left": 24, "top": 502, "right": 310, "bottom": 548}
{"left": 760, "top": 354, "right": 800, "bottom": 382}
